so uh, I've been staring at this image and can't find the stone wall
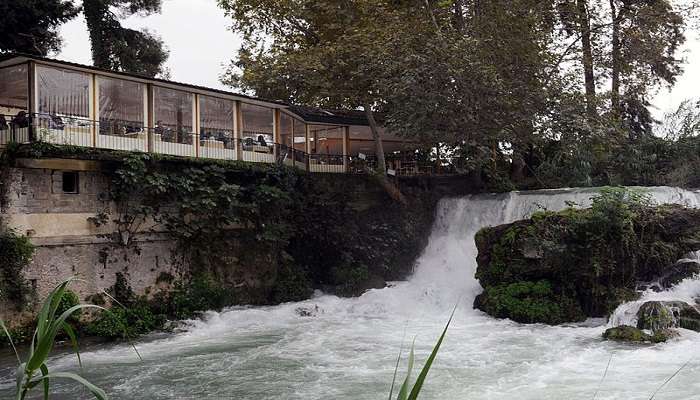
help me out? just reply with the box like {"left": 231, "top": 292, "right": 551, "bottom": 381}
{"left": 1, "top": 159, "right": 181, "bottom": 325}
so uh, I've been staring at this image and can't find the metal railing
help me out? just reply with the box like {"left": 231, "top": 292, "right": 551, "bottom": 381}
{"left": 0, "top": 113, "right": 466, "bottom": 176}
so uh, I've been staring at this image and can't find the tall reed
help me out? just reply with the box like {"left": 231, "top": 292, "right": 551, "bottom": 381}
{"left": 1, "top": 278, "right": 137, "bottom": 400}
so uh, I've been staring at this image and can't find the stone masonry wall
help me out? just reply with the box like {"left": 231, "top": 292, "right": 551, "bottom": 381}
{"left": 1, "top": 161, "right": 180, "bottom": 325}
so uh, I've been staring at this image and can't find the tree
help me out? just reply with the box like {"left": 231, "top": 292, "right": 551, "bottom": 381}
{"left": 218, "top": 0, "right": 436, "bottom": 201}
{"left": 83, "top": 0, "right": 169, "bottom": 77}
{"left": 557, "top": 0, "right": 687, "bottom": 121}
{"left": 384, "top": 0, "right": 562, "bottom": 180}
{"left": 0, "top": 0, "right": 78, "bottom": 55}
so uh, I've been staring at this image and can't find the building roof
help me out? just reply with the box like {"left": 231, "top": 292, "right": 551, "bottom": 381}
{"left": 0, "top": 53, "right": 374, "bottom": 127}
{"left": 288, "top": 105, "right": 380, "bottom": 127}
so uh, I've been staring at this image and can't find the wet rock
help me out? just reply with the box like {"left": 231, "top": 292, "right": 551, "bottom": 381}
{"left": 602, "top": 325, "right": 671, "bottom": 343}
{"left": 295, "top": 305, "right": 321, "bottom": 317}
{"left": 659, "top": 260, "right": 700, "bottom": 289}
{"left": 636, "top": 301, "right": 700, "bottom": 332}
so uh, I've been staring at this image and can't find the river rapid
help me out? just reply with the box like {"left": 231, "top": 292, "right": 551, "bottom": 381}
{"left": 2, "top": 186, "right": 700, "bottom": 399}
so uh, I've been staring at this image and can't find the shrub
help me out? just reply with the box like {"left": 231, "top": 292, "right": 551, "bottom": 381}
{"left": 148, "top": 274, "right": 235, "bottom": 320}
{"left": 0, "top": 230, "right": 35, "bottom": 308}
{"left": 85, "top": 301, "right": 163, "bottom": 340}
{"left": 478, "top": 280, "right": 585, "bottom": 324}
{"left": 57, "top": 289, "right": 81, "bottom": 324}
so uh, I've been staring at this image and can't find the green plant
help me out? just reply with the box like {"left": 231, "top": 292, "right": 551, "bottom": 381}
{"left": 0, "top": 278, "right": 120, "bottom": 400}
{"left": 389, "top": 306, "right": 456, "bottom": 400}
{"left": 85, "top": 301, "right": 163, "bottom": 340}
{"left": 0, "top": 230, "right": 35, "bottom": 308}
{"left": 57, "top": 290, "right": 81, "bottom": 325}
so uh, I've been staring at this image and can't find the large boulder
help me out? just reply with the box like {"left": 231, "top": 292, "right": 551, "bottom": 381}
{"left": 637, "top": 301, "right": 700, "bottom": 332}
{"left": 474, "top": 199, "right": 700, "bottom": 325}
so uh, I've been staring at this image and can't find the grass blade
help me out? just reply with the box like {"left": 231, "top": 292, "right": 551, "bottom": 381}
{"left": 62, "top": 322, "right": 83, "bottom": 369}
{"left": 388, "top": 339, "right": 405, "bottom": 400}
{"left": 31, "top": 372, "right": 108, "bottom": 400}
{"left": 648, "top": 359, "right": 692, "bottom": 400}
{"left": 397, "top": 339, "right": 416, "bottom": 400}
{"left": 592, "top": 353, "right": 613, "bottom": 400}
{"left": 39, "top": 364, "right": 49, "bottom": 400}
{"left": 0, "top": 318, "right": 20, "bottom": 364}
{"left": 407, "top": 304, "right": 457, "bottom": 400}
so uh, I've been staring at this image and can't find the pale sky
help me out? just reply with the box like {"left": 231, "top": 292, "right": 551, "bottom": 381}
{"left": 58, "top": 0, "right": 699, "bottom": 118}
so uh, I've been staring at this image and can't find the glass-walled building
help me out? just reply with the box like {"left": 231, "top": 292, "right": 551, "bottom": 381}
{"left": 0, "top": 54, "right": 418, "bottom": 174}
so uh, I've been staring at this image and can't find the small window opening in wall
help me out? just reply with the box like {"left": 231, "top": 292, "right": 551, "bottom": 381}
{"left": 62, "top": 171, "right": 79, "bottom": 194}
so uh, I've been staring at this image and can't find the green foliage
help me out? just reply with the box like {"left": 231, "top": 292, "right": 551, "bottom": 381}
{"left": 99, "top": 153, "right": 434, "bottom": 307}
{"left": 1, "top": 278, "right": 119, "bottom": 400}
{"left": 83, "top": 0, "right": 168, "bottom": 77}
{"left": 57, "top": 289, "right": 81, "bottom": 324}
{"left": 85, "top": 301, "right": 162, "bottom": 340}
{"left": 270, "top": 262, "right": 313, "bottom": 304}
{"left": 159, "top": 274, "right": 233, "bottom": 320}
{"left": 0, "top": 230, "right": 35, "bottom": 308}
{"left": 478, "top": 281, "right": 584, "bottom": 324}
{"left": 0, "top": 0, "right": 79, "bottom": 55}
{"left": 476, "top": 188, "right": 700, "bottom": 323}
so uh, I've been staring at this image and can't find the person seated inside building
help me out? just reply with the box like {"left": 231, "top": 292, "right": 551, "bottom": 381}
{"left": 11, "top": 111, "right": 29, "bottom": 128}
{"left": 257, "top": 134, "right": 268, "bottom": 148}
{"left": 0, "top": 115, "right": 8, "bottom": 131}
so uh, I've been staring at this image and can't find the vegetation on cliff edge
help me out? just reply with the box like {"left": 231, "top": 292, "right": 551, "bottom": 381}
{"left": 474, "top": 187, "right": 700, "bottom": 324}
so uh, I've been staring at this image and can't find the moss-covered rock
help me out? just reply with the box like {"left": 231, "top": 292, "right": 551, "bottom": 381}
{"left": 474, "top": 188, "right": 700, "bottom": 324}
{"left": 637, "top": 301, "right": 700, "bottom": 333}
{"left": 603, "top": 325, "right": 673, "bottom": 343}
{"left": 473, "top": 280, "right": 585, "bottom": 324}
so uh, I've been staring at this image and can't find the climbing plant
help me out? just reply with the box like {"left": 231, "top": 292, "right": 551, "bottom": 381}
{"left": 0, "top": 230, "right": 35, "bottom": 308}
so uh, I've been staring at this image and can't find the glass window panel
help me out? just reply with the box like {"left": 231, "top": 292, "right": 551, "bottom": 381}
{"left": 37, "top": 65, "right": 90, "bottom": 118}
{"left": 241, "top": 103, "right": 273, "bottom": 145}
{"left": 98, "top": 76, "right": 145, "bottom": 135}
{"left": 293, "top": 118, "right": 306, "bottom": 151}
{"left": 310, "top": 125, "right": 343, "bottom": 154}
{"left": 349, "top": 140, "right": 376, "bottom": 156}
{"left": 280, "top": 113, "right": 293, "bottom": 147}
{"left": 153, "top": 86, "right": 193, "bottom": 144}
{"left": 199, "top": 96, "right": 234, "bottom": 151}
{"left": 200, "top": 96, "right": 233, "bottom": 131}
{"left": 0, "top": 64, "right": 28, "bottom": 117}
{"left": 349, "top": 125, "right": 371, "bottom": 140}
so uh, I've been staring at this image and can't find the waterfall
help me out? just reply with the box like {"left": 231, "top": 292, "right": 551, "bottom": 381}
{"left": 400, "top": 186, "right": 700, "bottom": 315}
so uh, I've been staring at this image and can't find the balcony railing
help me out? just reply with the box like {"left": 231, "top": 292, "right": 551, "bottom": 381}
{"left": 0, "top": 114, "right": 466, "bottom": 176}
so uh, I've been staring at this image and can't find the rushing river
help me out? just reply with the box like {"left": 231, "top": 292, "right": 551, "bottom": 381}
{"left": 3, "top": 187, "right": 700, "bottom": 400}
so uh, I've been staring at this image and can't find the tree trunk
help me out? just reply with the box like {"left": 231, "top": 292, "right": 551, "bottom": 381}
{"left": 453, "top": 0, "right": 465, "bottom": 33}
{"left": 609, "top": 0, "right": 621, "bottom": 116}
{"left": 576, "top": 0, "right": 597, "bottom": 118}
{"left": 364, "top": 104, "right": 406, "bottom": 204}
{"left": 364, "top": 104, "right": 387, "bottom": 175}
{"left": 83, "top": 0, "right": 111, "bottom": 70}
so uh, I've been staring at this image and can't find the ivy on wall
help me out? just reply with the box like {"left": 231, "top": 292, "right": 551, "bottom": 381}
{"left": 91, "top": 153, "right": 437, "bottom": 303}
{"left": 0, "top": 230, "right": 35, "bottom": 309}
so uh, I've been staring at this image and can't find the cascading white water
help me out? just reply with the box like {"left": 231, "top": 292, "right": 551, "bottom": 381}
{"left": 608, "top": 250, "right": 700, "bottom": 329}
{"left": 2, "top": 186, "right": 700, "bottom": 400}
